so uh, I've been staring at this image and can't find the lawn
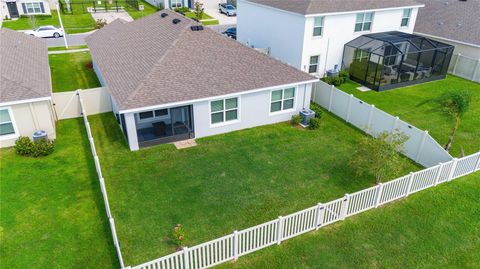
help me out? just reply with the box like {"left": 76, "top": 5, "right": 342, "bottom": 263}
{"left": 2, "top": 12, "right": 96, "bottom": 34}
{"left": 218, "top": 171, "right": 480, "bottom": 268}
{"left": 48, "top": 45, "right": 88, "bottom": 51}
{"left": 49, "top": 51, "right": 101, "bottom": 92}
{"left": 0, "top": 119, "right": 118, "bottom": 268}
{"left": 184, "top": 11, "right": 219, "bottom": 25}
{"left": 126, "top": 0, "right": 159, "bottom": 20}
{"left": 337, "top": 75, "right": 480, "bottom": 157}
{"left": 89, "top": 110, "right": 420, "bottom": 266}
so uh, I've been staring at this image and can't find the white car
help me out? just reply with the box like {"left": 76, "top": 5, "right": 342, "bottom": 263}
{"left": 25, "top": 26, "right": 64, "bottom": 38}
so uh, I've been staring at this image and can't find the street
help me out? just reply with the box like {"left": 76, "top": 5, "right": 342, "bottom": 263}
{"left": 45, "top": 32, "right": 92, "bottom": 47}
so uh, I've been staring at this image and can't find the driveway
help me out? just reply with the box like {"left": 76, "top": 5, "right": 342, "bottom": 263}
{"left": 204, "top": 8, "right": 237, "bottom": 25}
{"left": 45, "top": 32, "right": 92, "bottom": 47}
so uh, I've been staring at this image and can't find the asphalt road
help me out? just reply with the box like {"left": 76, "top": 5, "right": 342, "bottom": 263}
{"left": 45, "top": 32, "right": 92, "bottom": 47}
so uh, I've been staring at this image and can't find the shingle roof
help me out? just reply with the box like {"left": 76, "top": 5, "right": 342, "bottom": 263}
{"left": 85, "top": 10, "right": 316, "bottom": 111}
{"left": 414, "top": 0, "right": 480, "bottom": 46}
{"left": 246, "top": 0, "right": 422, "bottom": 15}
{"left": 0, "top": 28, "right": 51, "bottom": 104}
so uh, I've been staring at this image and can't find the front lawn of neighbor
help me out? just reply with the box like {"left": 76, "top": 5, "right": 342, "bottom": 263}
{"left": 48, "top": 45, "right": 88, "bottom": 51}
{"left": 337, "top": 75, "right": 480, "bottom": 157}
{"left": 184, "top": 11, "right": 219, "bottom": 25}
{"left": 218, "top": 171, "right": 480, "bottom": 269}
{"left": 126, "top": 0, "right": 159, "bottom": 20}
{"left": 89, "top": 110, "right": 420, "bottom": 266}
{"left": 0, "top": 119, "right": 117, "bottom": 268}
{"left": 49, "top": 51, "right": 101, "bottom": 92}
{"left": 2, "top": 12, "right": 96, "bottom": 34}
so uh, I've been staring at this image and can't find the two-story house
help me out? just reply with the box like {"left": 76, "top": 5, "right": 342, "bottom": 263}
{"left": 237, "top": 0, "right": 425, "bottom": 77}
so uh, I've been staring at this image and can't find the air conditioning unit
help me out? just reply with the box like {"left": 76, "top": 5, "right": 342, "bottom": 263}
{"left": 32, "top": 130, "right": 48, "bottom": 142}
{"left": 299, "top": 108, "right": 315, "bottom": 127}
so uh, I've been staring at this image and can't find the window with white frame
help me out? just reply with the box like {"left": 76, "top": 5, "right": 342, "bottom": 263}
{"left": 313, "top": 16, "right": 324, "bottom": 37}
{"left": 211, "top": 97, "right": 238, "bottom": 124}
{"left": 0, "top": 108, "right": 16, "bottom": 137}
{"left": 138, "top": 109, "right": 169, "bottom": 121}
{"left": 170, "top": 0, "right": 182, "bottom": 8}
{"left": 309, "top": 55, "right": 320, "bottom": 74}
{"left": 270, "top": 88, "right": 295, "bottom": 113}
{"left": 355, "top": 12, "right": 373, "bottom": 32}
{"left": 401, "top": 8, "right": 412, "bottom": 27}
{"left": 25, "top": 2, "right": 42, "bottom": 14}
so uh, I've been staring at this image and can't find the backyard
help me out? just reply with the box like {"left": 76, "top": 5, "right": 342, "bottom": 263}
{"left": 2, "top": 12, "right": 96, "bottom": 34}
{"left": 49, "top": 51, "right": 101, "bottom": 92}
{"left": 88, "top": 110, "right": 420, "bottom": 266}
{"left": 337, "top": 75, "right": 480, "bottom": 157}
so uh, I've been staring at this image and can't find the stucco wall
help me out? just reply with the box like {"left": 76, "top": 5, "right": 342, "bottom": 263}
{"left": 0, "top": 100, "right": 56, "bottom": 148}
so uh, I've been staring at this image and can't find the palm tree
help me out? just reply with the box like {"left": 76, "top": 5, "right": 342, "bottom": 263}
{"left": 434, "top": 90, "right": 471, "bottom": 152}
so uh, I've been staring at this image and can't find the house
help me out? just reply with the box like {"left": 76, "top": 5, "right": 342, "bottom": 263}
{"left": 0, "top": 28, "right": 56, "bottom": 148}
{"left": 144, "top": 0, "right": 192, "bottom": 9}
{"left": 0, "top": 0, "right": 53, "bottom": 20}
{"left": 414, "top": 0, "right": 480, "bottom": 59}
{"left": 86, "top": 10, "right": 317, "bottom": 151}
{"left": 237, "top": 0, "right": 425, "bottom": 77}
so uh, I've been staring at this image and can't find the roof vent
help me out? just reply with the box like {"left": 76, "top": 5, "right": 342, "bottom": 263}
{"left": 190, "top": 25, "right": 204, "bottom": 31}
{"left": 161, "top": 13, "right": 168, "bottom": 18}
{"left": 172, "top": 18, "right": 181, "bottom": 24}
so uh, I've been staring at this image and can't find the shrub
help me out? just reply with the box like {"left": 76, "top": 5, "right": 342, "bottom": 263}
{"left": 291, "top": 114, "right": 303, "bottom": 126}
{"left": 95, "top": 19, "right": 107, "bottom": 29}
{"left": 14, "top": 136, "right": 35, "bottom": 156}
{"left": 339, "top": 69, "right": 349, "bottom": 81}
{"left": 14, "top": 136, "right": 55, "bottom": 157}
{"left": 308, "top": 117, "right": 321, "bottom": 130}
{"left": 174, "top": 7, "right": 190, "bottom": 13}
{"left": 309, "top": 102, "right": 323, "bottom": 119}
{"left": 321, "top": 75, "right": 345, "bottom": 86}
{"left": 20, "top": 14, "right": 52, "bottom": 19}
{"left": 172, "top": 224, "right": 186, "bottom": 249}
{"left": 85, "top": 61, "right": 93, "bottom": 70}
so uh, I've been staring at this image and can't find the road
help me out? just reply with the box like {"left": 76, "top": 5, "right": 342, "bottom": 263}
{"left": 46, "top": 32, "right": 92, "bottom": 47}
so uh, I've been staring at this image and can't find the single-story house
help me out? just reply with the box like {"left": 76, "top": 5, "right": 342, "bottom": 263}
{"left": 86, "top": 10, "right": 317, "bottom": 151}
{"left": 1, "top": 0, "right": 53, "bottom": 20}
{"left": 0, "top": 28, "right": 56, "bottom": 148}
{"left": 144, "top": 0, "right": 191, "bottom": 9}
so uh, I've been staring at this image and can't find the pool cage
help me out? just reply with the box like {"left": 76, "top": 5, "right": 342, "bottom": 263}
{"left": 342, "top": 31, "right": 454, "bottom": 91}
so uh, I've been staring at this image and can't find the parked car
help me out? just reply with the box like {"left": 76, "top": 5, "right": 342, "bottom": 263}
{"left": 222, "top": 27, "right": 236, "bottom": 39}
{"left": 218, "top": 3, "right": 236, "bottom": 16}
{"left": 25, "top": 26, "right": 64, "bottom": 38}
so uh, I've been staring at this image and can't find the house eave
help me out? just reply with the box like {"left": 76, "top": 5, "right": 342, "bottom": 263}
{"left": 0, "top": 96, "right": 52, "bottom": 107}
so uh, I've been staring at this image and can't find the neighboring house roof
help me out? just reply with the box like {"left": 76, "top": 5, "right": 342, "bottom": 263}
{"left": 245, "top": 0, "right": 422, "bottom": 15}
{"left": 0, "top": 28, "right": 51, "bottom": 104}
{"left": 86, "top": 10, "right": 316, "bottom": 111}
{"left": 414, "top": 0, "right": 480, "bottom": 46}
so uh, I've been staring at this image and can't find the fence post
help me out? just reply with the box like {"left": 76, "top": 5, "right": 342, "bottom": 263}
{"left": 367, "top": 104, "right": 375, "bottom": 134}
{"left": 475, "top": 153, "right": 480, "bottom": 172}
{"left": 328, "top": 85, "right": 334, "bottom": 112}
{"left": 375, "top": 183, "right": 383, "bottom": 208}
{"left": 276, "top": 216, "right": 284, "bottom": 245}
{"left": 183, "top": 246, "right": 190, "bottom": 269}
{"left": 345, "top": 94, "right": 353, "bottom": 122}
{"left": 315, "top": 203, "right": 325, "bottom": 230}
{"left": 391, "top": 116, "right": 399, "bottom": 133}
{"left": 433, "top": 163, "right": 443, "bottom": 186}
{"left": 340, "top": 194, "right": 350, "bottom": 220}
{"left": 233, "top": 230, "right": 239, "bottom": 260}
{"left": 472, "top": 59, "right": 480, "bottom": 81}
{"left": 415, "top": 130, "right": 428, "bottom": 163}
{"left": 406, "top": 172, "right": 415, "bottom": 196}
{"left": 447, "top": 158, "right": 458, "bottom": 181}
{"left": 452, "top": 53, "right": 461, "bottom": 74}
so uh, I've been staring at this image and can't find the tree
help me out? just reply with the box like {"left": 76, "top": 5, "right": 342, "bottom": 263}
{"left": 433, "top": 90, "right": 472, "bottom": 152}
{"left": 194, "top": 1, "right": 204, "bottom": 22}
{"left": 350, "top": 131, "right": 408, "bottom": 184}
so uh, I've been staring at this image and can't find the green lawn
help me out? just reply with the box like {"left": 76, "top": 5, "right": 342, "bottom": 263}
{"left": 49, "top": 51, "right": 101, "bottom": 92}
{"left": 218, "top": 171, "right": 480, "bottom": 268}
{"left": 48, "top": 45, "right": 88, "bottom": 51}
{"left": 89, "top": 111, "right": 419, "bottom": 266}
{"left": 183, "top": 11, "right": 219, "bottom": 25}
{"left": 337, "top": 75, "right": 480, "bottom": 157}
{"left": 0, "top": 119, "right": 118, "bottom": 268}
{"left": 126, "top": 0, "right": 159, "bottom": 20}
{"left": 2, "top": 12, "right": 96, "bottom": 34}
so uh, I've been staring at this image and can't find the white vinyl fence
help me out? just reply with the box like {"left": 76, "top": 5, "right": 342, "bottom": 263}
{"left": 130, "top": 151, "right": 480, "bottom": 269}
{"left": 52, "top": 87, "right": 112, "bottom": 120}
{"left": 311, "top": 81, "right": 453, "bottom": 167}
{"left": 449, "top": 54, "right": 480, "bottom": 83}
{"left": 77, "top": 91, "right": 125, "bottom": 268}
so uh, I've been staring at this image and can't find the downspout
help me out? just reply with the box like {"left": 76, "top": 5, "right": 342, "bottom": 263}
{"left": 322, "top": 37, "right": 330, "bottom": 77}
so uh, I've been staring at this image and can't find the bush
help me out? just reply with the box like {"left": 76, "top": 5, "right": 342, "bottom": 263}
{"left": 174, "top": 7, "right": 190, "bottom": 13}
{"left": 308, "top": 117, "right": 321, "bottom": 130}
{"left": 321, "top": 75, "right": 345, "bottom": 86}
{"left": 291, "top": 114, "right": 303, "bottom": 126}
{"left": 95, "top": 19, "right": 107, "bottom": 29}
{"left": 14, "top": 136, "right": 55, "bottom": 157}
{"left": 339, "top": 69, "right": 349, "bottom": 81}
{"left": 309, "top": 102, "right": 323, "bottom": 119}
{"left": 19, "top": 14, "right": 52, "bottom": 19}
{"left": 172, "top": 224, "right": 186, "bottom": 249}
{"left": 14, "top": 136, "right": 35, "bottom": 156}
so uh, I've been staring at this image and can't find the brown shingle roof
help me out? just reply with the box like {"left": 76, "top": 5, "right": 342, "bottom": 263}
{"left": 415, "top": 0, "right": 480, "bottom": 46}
{"left": 0, "top": 28, "right": 51, "bottom": 104}
{"left": 246, "top": 0, "right": 422, "bottom": 15}
{"left": 85, "top": 10, "right": 316, "bottom": 111}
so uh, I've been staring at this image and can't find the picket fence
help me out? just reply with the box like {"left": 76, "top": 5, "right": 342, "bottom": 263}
{"left": 311, "top": 80, "right": 453, "bottom": 167}
{"left": 77, "top": 91, "right": 126, "bottom": 268}
{"left": 449, "top": 53, "right": 480, "bottom": 83}
{"left": 129, "top": 151, "right": 479, "bottom": 269}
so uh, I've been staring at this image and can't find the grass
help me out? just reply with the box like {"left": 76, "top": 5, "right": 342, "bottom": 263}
{"left": 217, "top": 171, "right": 480, "bottom": 268}
{"left": 2, "top": 12, "right": 96, "bottom": 34}
{"left": 337, "top": 75, "right": 480, "bottom": 157}
{"left": 126, "top": 0, "right": 159, "bottom": 20}
{"left": 48, "top": 45, "right": 88, "bottom": 51}
{"left": 0, "top": 118, "right": 118, "bottom": 268}
{"left": 49, "top": 51, "right": 101, "bottom": 92}
{"left": 183, "top": 11, "right": 219, "bottom": 25}
{"left": 89, "top": 110, "right": 419, "bottom": 266}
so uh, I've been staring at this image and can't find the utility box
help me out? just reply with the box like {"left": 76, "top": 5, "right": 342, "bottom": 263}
{"left": 299, "top": 108, "right": 315, "bottom": 127}
{"left": 32, "top": 130, "right": 48, "bottom": 142}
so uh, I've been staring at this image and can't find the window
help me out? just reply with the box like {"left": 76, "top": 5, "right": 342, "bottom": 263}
{"left": 313, "top": 16, "right": 324, "bottom": 37}
{"left": 0, "top": 108, "right": 15, "bottom": 137}
{"left": 211, "top": 97, "right": 238, "bottom": 124}
{"left": 270, "top": 88, "right": 295, "bottom": 113}
{"left": 138, "top": 109, "right": 169, "bottom": 120}
{"left": 171, "top": 0, "right": 182, "bottom": 8}
{"left": 309, "top": 55, "right": 320, "bottom": 73}
{"left": 355, "top": 12, "right": 373, "bottom": 32}
{"left": 25, "top": 2, "right": 42, "bottom": 14}
{"left": 401, "top": 8, "right": 412, "bottom": 27}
